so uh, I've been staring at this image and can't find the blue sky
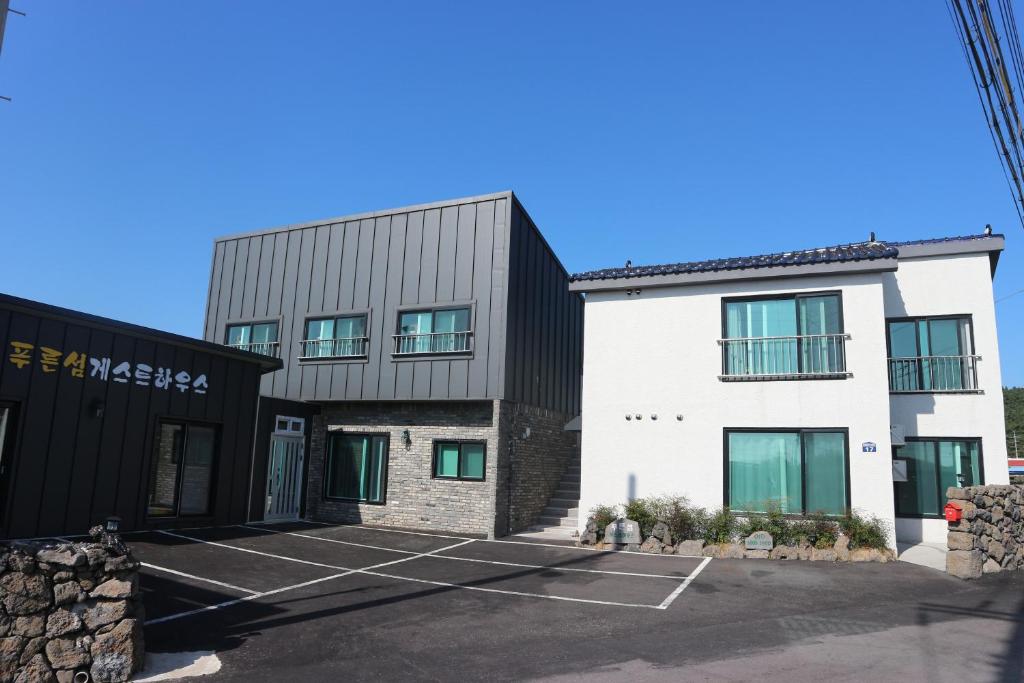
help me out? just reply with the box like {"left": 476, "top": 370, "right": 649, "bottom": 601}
{"left": 1, "top": 2, "right": 1023, "bottom": 384}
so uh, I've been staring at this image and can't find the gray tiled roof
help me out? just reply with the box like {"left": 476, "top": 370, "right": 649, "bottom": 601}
{"left": 569, "top": 233, "right": 1001, "bottom": 282}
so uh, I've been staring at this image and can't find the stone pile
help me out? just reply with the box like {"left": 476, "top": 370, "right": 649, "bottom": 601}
{"left": 579, "top": 518, "right": 894, "bottom": 562}
{"left": 946, "top": 485, "right": 1024, "bottom": 579}
{"left": 0, "top": 527, "right": 144, "bottom": 682}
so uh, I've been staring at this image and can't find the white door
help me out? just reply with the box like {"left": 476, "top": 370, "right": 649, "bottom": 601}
{"left": 265, "top": 416, "right": 305, "bottom": 522}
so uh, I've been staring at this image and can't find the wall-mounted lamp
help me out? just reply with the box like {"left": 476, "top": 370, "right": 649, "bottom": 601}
{"left": 635, "top": 414, "right": 643, "bottom": 420}
{"left": 104, "top": 516, "right": 121, "bottom": 533}
{"left": 651, "top": 414, "right": 658, "bottom": 420}
{"left": 401, "top": 429, "right": 412, "bottom": 447}
{"left": 625, "top": 414, "right": 632, "bottom": 421}
{"left": 91, "top": 400, "right": 105, "bottom": 419}
{"left": 522, "top": 426, "right": 531, "bottom": 439}
{"left": 676, "top": 414, "right": 684, "bottom": 421}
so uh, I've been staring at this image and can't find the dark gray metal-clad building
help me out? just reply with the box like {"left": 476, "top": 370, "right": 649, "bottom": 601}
{"left": 0, "top": 294, "right": 280, "bottom": 539}
{"left": 204, "top": 191, "right": 584, "bottom": 537}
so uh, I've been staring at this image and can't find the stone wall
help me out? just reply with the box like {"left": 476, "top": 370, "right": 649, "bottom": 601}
{"left": 500, "top": 402, "right": 578, "bottom": 534}
{"left": 946, "top": 485, "right": 1024, "bottom": 579}
{"left": 308, "top": 401, "right": 502, "bottom": 536}
{"left": 0, "top": 531, "right": 143, "bottom": 683}
{"left": 306, "top": 399, "right": 579, "bottom": 537}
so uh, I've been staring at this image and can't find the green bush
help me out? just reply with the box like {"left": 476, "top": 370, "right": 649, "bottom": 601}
{"left": 738, "top": 503, "right": 797, "bottom": 546}
{"left": 703, "top": 506, "right": 737, "bottom": 544}
{"left": 790, "top": 512, "right": 840, "bottom": 548}
{"left": 623, "top": 498, "right": 658, "bottom": 538}
{"left": 839, "top": 510, "right": 890, "bottom": 550}
{"left": 588, "top": 504, "right": 619, "bottom": 540}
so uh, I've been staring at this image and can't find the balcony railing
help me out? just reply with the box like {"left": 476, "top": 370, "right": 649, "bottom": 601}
{"left": 392, "top": 331, "right": 473, "bottom": 356}
{"left": 227, "top": 341, "right": 280, "bottom": 357}
{"left": 719, "top": 333, "right": 849, "bottom": 380}
{"left": 888, "top": 355, "right": 980, "bottom": 392}
{"left": 298, "top": 337, "right": 369, "bottom": 359}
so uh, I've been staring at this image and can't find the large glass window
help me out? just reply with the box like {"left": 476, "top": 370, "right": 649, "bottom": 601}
{"left": 225, "top": 322, "right": 279, "bottom": 357}
{"left": 301, "top": 314, "right": 368, "bottom": 358}
{"left": 324, "top": 433, "right": 389, "bottom": 503}
{"left": 433, "top": 441, "right": 486, "bottom": 481}
{"left": 723, "top": 293, "right": 844, "bottom": 377}
{"left": 887, "top": 317, "right": 975, "bottom": 392}
{"left": 147, "top": 421, "right": 218, "bottom": 517}
{"left": 395, "top": 307, "right": 472, "bottom": 354}
{"left": 727, "top": 429, "right": 848, "bottom": 515}
{"left": 894, "top": 439, "right": 982, "bottom": 517}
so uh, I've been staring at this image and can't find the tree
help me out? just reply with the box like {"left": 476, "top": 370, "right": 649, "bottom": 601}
{"left": 1006, "top": 387, "right": 1024, "bottom": 458}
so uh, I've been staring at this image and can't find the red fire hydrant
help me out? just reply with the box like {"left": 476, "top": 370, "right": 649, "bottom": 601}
{"left": 944, "top": 502, "right": 963, "bottom": 523}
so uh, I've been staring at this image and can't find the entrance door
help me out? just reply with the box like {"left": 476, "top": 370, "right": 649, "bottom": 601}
{"left": 0, "top": 403, "right": 16, "bottom": 525}
{"left": 265, "top": 416, "right": 305, "bottom": 522}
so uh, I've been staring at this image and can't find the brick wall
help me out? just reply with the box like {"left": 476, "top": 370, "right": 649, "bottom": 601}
{"left": 306, "top": 399, "right": 579, "bottom": 537}
{"left": 501, "top": 403, "right": 579, "bottom": 533}
{"left": 307, "top": 401, "right": 503, "bottom": 536}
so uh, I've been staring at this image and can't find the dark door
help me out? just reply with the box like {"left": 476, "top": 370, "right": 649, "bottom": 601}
{"left": 0, "top": 403, "right": 17, "bottom": 526}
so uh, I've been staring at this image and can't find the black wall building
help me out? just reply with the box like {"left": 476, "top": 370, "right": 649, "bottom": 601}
{"left": 204, "top": 192, "right": 585, "bottom": 537}
{"left": 0, "top": 294, "right": 280, "bottom": 539}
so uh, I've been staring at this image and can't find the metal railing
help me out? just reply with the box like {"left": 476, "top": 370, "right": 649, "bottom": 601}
{"left": 298, "top": 337, "right": 369, "bottom": 359}
{"left": 888, "top": 355, "right": 980, "bottom": 392}
{"left": 392, "top": 331, "right": 473, "bottom": 355}
{"left": 227, "top": 341, "right": 281, "bottom": 357}
{"left": 719, "top": 333, "right": 849, "bottom": 379}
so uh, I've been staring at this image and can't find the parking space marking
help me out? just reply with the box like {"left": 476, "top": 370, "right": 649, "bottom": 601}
{"left": 140, "top": 562, "right": 259, "bottom": 595}
{"left": 657, "top": 556, "right": 712, "bottom": 609}
{"left": 147, "top": 532, "right": 475, "bottom": 624}
{"left": 246, "top": 525, "right": 693, "bottom": 580}
{"left": 148, "top": 527, "right": 709, "bottom": 621}
{"left": 146, "top": 572, "right": 353, "bottom": 625}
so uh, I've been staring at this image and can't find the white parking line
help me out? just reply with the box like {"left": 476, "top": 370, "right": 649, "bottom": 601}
{"left": 140, "top": 562, "right": 259, "bottom": 595}
{"left": 147, "top": 532, "right": 473, "bottom": 624}
{"left": 657, "top": 556, "right": 713, "bottom": 609}
{"left": 242, "top": 525, "right": 691, "bottom": 580}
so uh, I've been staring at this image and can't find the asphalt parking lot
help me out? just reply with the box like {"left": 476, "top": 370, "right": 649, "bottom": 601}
{"left": 121, "top": 522, "right": 1024, "bottom": 682}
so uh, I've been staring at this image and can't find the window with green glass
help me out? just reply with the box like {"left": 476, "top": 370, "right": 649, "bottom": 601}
{"left": 433, "top": 441, "right": 486, "bottom": 481}
{"left": 303, "top": 314, "right": 368, "bottom": 358}
{"left": 395, "top": 307, "right": 472, "bottom": 354}
{"left": 723, "top": 293, "right": 844, "bottom": 376}
{"left": 324, "top": 433, "right": 388, "bottom": 503}
{"left": 887, "top": 317, "right": 974, "bottom": 391}
{"left": 726, "top": 429, "right": 848, "bottom": 515}
{"left": 894, "top": 439, "right": 982, "bottom": 517}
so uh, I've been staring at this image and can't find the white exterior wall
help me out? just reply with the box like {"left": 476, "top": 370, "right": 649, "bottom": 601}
{"left": 885, "top": 252, "right": 1009, "bottom": 544}
{"left": 579, "top": 272, "right": 898, "bottom": 546}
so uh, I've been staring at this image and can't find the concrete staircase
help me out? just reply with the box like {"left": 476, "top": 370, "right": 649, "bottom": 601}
{"left": 514, "top": 458, "right": 581, "bottom": 542}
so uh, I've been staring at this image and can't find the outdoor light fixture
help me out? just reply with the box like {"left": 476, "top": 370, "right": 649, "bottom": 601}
{"left": 104, "top": 516, "right": 121, "bottom": 533}
{"left": 676, "top": 414, "right": 684, "bottom": 421}
{"left": 635, "top": 414, "right": 643, "bottom": 420}
{"left": 625, "top": 414, "right": 632, "bottom": 421}
{"left": 651, "top": 414, "right": 658, "bottom": 420}
{"left": 402, "top": 429, "right": 412, "bottom": 446}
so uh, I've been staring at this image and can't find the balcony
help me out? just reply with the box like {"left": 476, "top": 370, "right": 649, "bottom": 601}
{"left": 392, "top": 331, "right": 473, "bottom": 356}
{"left": 298, "top": 337, "right": 369, "bottom": 360}
{"left": 227, "top": 341, "right": 280, "bottom": 357}
{"left": 719, "top": 333, "right": 849, "bottom": 380}
{"left": 888, "top": 355, "right": 981, "bottom": 393}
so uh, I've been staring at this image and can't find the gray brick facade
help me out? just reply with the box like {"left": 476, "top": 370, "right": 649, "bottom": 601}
{"left": 306, "top": 400, "right": 578, "bottom": 537}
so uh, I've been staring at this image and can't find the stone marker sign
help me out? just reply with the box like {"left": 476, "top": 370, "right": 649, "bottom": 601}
{"left": 604, "top": 518, "right": 642, "bottom": 545}
{"left": 745, "top": 530, "right": 774, "bottom": 551}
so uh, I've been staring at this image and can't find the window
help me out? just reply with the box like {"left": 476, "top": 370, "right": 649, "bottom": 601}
{"left": 726, "top": 429, "right": 848, "bottom": 515}
{"left": 394, "top": 307, "right": 472, "bottom": 355}
{"left": 721, "top": 293, "right": 846, "bottom": 378}
{"left": 147, "top": 421, "right": 218, "bottom": 517}
{"left": 433, "top": 441, "right": 486, "bottom": 481}
{"left": 324, "top": 433, "right": 388, "bottom": 503}
{"left": 887, "top": 317, "right": 977, "bottom": 392}
{"left": 300, "top": 314, "right": 368, "bottom": 359}
{"left": 225, "top": 322, "right": 280, "bottom": 357}
{"left": 894, "top": 439, "right": 982, "bottom": 517}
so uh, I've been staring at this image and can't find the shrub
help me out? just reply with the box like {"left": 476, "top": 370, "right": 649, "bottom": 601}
{"left": 588, "top": 504, "right": 619, "bottom": 540}
{"left": 737, "top": 503, "right": 795, "bottom": 545}
{"left": 790, "top": 512, "right": 840, "bottom": 548}
{"left": 703, "top": 506, "right": 737, "bottom": 544}
{"left": 623, "top": 498, "right": 658, "bottom": 538}
{"left": 839, "top": 510, "right": 890, "bottom": 550}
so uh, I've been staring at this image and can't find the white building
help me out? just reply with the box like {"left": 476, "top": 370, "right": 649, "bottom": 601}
{"left": 570, "top": 232, "right": 1008, "bottom": 546}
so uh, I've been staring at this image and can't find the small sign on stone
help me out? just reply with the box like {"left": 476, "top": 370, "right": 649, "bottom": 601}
{"left": 604, "top": 518, "right": 642, "bottom": 545}
{"left": 745, "top": 530, "right": 774, "bottom": 551}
